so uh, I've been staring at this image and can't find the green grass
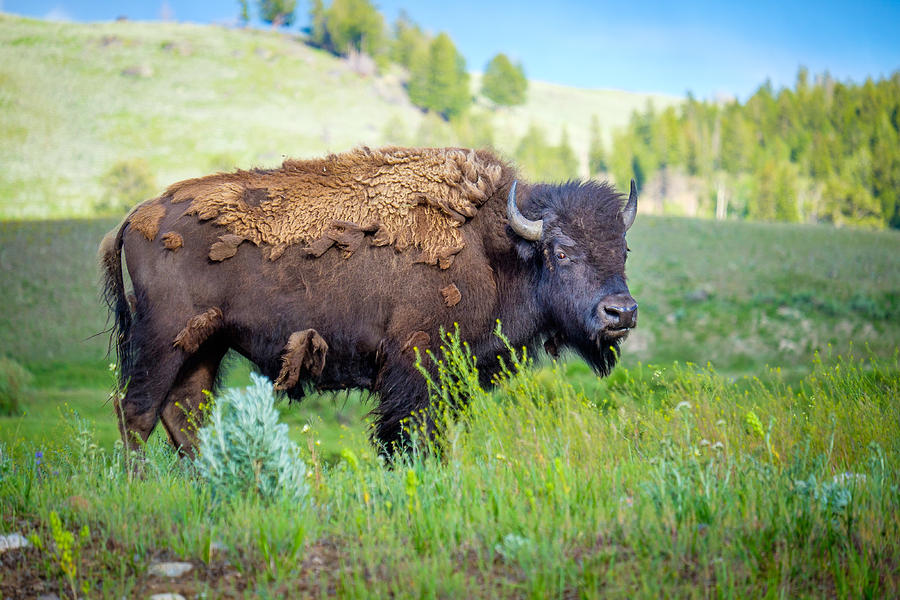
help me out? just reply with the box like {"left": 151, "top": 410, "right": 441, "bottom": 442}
{"left": 1, "top": 335, "right": 897, "bottom": 598}
{"left": 0, "top": 14, "right": 676, "bottom": 219}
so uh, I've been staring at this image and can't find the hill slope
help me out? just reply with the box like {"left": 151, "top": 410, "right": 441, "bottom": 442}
{"left": 0, "top": 14, "right": 678, "bottom": 218}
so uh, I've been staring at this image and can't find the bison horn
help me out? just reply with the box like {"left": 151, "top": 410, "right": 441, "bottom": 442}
{"left": 622, "top": 178, "right": 638, "bottom": 231}
{"left": 506, "top": 180, "right": 543, "bottom": 241}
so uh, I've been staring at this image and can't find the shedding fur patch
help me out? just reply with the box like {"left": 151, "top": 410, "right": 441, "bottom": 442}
{"left": 129, "top": 201, "right": 166, "bottom": 241}
{"left": 172, "top": 307, "right": 223, "bottom": 353}
{"left": 440, "top": 283, "right": 461, "bottom": 307}
{"left": 161, "top": 231, "right": 183, "bottom": 251}
{"left": 164, "top": 147, "right": 504, "bottom": 268}
{"left": 402, "top": 330, "right": 431, "bottom": 356}
{"left": 208, "top": 233, "right": 245, "bottom": 261}
{"left": 274, "top": 329, "right": 328, "bottom": 390}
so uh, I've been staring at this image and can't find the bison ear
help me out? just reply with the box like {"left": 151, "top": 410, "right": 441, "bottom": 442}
{"left": 622, "top": 179, "right": 638, "bottom": 231}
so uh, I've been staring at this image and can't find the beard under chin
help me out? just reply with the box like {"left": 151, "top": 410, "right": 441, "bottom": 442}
{"left": 551, "top": 330, "right": 623, "bottom": 377}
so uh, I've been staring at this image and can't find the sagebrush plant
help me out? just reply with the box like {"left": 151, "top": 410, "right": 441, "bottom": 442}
{"left": 0, "top": 355, "right": 31, "bottom": 416}
{"left": 194, "top": 373, "right": 309, "bottom": 503}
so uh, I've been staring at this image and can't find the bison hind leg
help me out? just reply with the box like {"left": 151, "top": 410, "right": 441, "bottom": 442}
{"left": 274, "top": 329, "right": 329, "bottom": 391}
{"left": 159, "top": 340, "right": 229, "bottom": 457}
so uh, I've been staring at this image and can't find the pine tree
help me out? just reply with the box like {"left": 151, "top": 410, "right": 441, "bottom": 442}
{"left": 322, "top": 0, "right": 386, "bottom": 57}
{"left": 481, "top": 53, "right": 527, "bottom": 106}
{"left": 258, "top": 0, "right": 296, "bottom": 27}
{"left": 515, "top": 124, "right": 578, "bottom": 182}
{"left": 588, "top": 115, "right": 608, "bottom": 175}
{"left": 391, "top": 11, "right": 429, "bottom": 69}
{"left": 408, "top": 33, "right": 470, "bottom": 119}
{"left": 238, "top": 0, "right": 250, "bottom": 25}
{"left": 308, "top": 0, "right": 328, "bottom": 47}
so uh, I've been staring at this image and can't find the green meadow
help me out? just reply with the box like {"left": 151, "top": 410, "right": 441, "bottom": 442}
{"left": 1, "top": 12, "right": 899, "bottom": 600}
{"left": 1, "top": 212, "right": 898, "bottom": 597}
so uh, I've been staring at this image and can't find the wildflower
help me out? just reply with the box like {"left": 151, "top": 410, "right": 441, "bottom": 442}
{"left": 712, "top": 441, "right": 724, "bottom": 451}
{"left": 34, "top": 450, "right": 43, "bottom": 465}
{"left": 300, "top": 424, "right": 310, "bottom": 434}
{"left": 108, "top": 363, "right": 117, "bottom": 371}
{"left": 495, "top": 453, "right": 506, "bottom": 461}
{"left": 675, "top": 401, "right": 692, "bottom": 411}
{"left": 699, "top": 439, "right": 710, "bottom": 447}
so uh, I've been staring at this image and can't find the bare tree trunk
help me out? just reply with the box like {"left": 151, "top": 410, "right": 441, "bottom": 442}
{"left": 715, "top": 175, "right": 727, "bottom": 220}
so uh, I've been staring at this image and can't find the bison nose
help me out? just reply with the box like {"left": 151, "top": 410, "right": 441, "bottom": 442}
{"left": 598, "top": 295, "right": 638, "bottom": 330}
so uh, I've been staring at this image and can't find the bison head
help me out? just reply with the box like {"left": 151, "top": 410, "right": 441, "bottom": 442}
{"left": 508, "top": 179, "right": 638, "bottom": 375}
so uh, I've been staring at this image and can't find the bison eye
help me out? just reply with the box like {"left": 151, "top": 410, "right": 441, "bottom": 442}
{"left": 555, "top": 250, "right": 568, "bottom": 261}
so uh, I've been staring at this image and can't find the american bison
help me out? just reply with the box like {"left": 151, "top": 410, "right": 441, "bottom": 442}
{"left": 100, "top": 146, "right": 638, "bottom": 455}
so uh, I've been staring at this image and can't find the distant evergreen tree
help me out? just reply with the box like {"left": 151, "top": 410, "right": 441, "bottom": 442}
{"left": 238, "top": 0, "right": 250, "bottom": 25}
{"left": 308, "top": 0, "right": 328, "bottom": 47}
{"left": 588, "top": 116, "right": 607, "bottom": 174}
{"left": 390, "top": 11, "right": 429, "bottom": 70}
{"left": 481, "top": 53, "right": 527, "bottom": 106}
{"left": 452, "top": 112, "right": 496, "bottom": 149}
{"left": 408, "top": 33, "right": 470, "bottom": 119}
{"left": 257, "top": 0, "right": 296, "bottom": 27}
{"left": 515, "top": 124, "right": 578, "bottom": 182}
{"left": 321, "top": 0, "right": 386, "bottom": 57}
{"left": 557, "top": 128, "right": 578, "bottom": 176}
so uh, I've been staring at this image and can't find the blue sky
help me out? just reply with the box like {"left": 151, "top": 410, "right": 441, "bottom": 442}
{"left": 4, "top": 0, "right": 899, "bottom": 99}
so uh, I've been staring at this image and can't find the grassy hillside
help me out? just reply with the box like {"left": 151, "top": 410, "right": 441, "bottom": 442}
{"left": 0, "top": 14, "right": 676, "bottom": 219}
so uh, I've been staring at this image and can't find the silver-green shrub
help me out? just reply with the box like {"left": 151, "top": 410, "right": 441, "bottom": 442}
{"left": 194, "top": 373, "right": 308, "bottom": 503}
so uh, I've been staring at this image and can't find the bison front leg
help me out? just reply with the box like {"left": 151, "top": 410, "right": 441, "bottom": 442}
{"left": 371, "top": 330, "right": 436, "bottom": 454}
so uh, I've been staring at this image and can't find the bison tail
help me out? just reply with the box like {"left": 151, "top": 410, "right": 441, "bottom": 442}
{"left": 99, "top": 218, "right": 134, "bottom": 389}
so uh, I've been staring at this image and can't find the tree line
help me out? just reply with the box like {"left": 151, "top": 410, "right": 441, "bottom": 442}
{"left": 241, "top": 0, "right": 528, "bottom": 118}
{"left": 598, "top": 69, "right": 900, "bottom": 229}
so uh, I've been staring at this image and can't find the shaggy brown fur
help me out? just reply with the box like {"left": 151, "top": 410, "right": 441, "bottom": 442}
{"left": 440, "top": 283, "right": 461, "bottom": 307}
{"left": 172, "top": 307, "right": 224, "bottom": 354}
{"left": 274, "top": 329, "right": 329, "bottom": 390}
{"left": 162, "top": 146, "right": 503, "bottom": 268}
{"left": 129, "top": 201, "right": 166, "bottom": 241}
{"left": 161, "top": 231, "right": 183, "bottom": 251}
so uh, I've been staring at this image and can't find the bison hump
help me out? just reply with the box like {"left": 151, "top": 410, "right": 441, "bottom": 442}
{"left": 163, "top": 146, "right": 506, "bottom": 267}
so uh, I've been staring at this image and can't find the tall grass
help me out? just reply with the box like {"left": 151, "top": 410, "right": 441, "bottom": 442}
{"left": 2, "top": 329, "right": 897, "bottom": 598}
